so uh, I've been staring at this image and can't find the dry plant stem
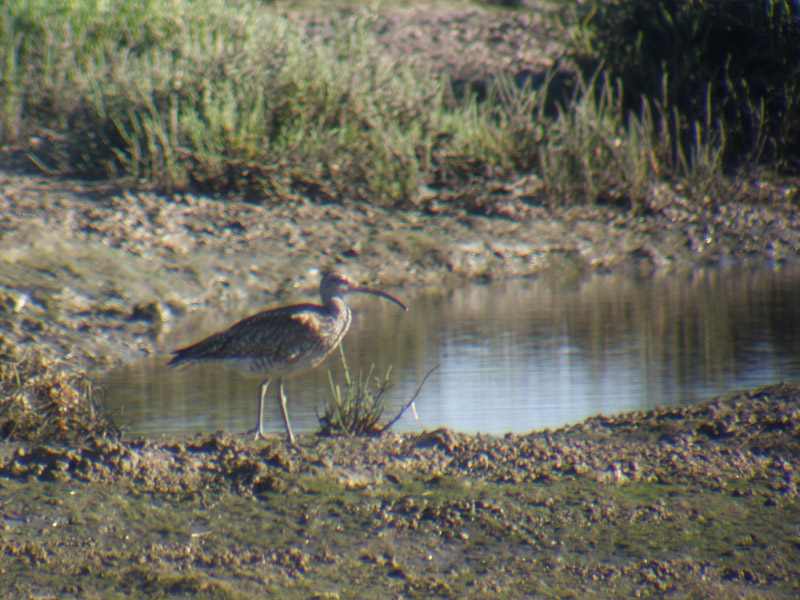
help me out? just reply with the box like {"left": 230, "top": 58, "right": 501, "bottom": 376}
{"left": 381, "top": 363, "right": 440, "bottom": 434}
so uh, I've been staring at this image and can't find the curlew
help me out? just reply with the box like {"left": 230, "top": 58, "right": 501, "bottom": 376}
{"left": 168, "top": 272, "right": 407, "bottom": 444}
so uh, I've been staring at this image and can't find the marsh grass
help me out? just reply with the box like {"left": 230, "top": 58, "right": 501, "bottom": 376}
{"left": 583, "top": 0, "right": 800, "bottom": 170}
{"left": 539, "top": 72, "right": 726, "bottom": 209}
{"left": 317, "top": 346, "right": 392, "bottom": 437}
{"left": 1, "top": 0, "right": 459, "bottom": 203}
{"left": 0, "top": 0, "right": 747, "bottom": 208}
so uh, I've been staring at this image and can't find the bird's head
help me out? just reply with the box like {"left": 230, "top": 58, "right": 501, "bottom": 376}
{"left": 320, "top": 272, "right": 407, "bottom": 311}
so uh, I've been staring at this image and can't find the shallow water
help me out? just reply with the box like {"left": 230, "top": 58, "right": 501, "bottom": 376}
{"left": 97, "top": 262, "right": 800, "bottom": 438}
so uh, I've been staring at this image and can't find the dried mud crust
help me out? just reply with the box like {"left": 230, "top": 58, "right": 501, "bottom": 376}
{"left": 3, "top": 383, "right": 798, "bottom": 493}
{"left": 0, "top": 383, "right": 798, "bottom": 597}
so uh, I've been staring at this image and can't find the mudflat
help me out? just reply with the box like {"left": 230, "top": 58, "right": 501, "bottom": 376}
{"left": 2, "top": 159, "right": 799, "bottom": 599}
{"left": 0, "top": 382, "right": 798, "bottom": 597}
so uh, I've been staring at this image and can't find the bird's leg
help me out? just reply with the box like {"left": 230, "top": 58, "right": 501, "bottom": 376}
{"left": 277, "top": 379, "right": 297, "bottom": 446}
{"left": 254, "top": 379, "right": 270, "bottom": 441}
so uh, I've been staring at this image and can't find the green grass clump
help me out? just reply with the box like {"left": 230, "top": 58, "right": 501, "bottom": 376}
{"left": 317, "top": 346, "right": 392, "bottom": 437}
{"left": 539, "top": 71, "right": 725, "bottom": 209}
{"left": 0, "top": 0, "right": 514, "bottom": 205}
{"left": 580, "top": 0, "right": 800, "bottom": 170}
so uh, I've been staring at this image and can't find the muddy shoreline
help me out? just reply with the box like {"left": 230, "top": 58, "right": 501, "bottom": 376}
{"left": 2, "top": 169, "right": 799, "bottom": 372}
{"left": 1, "top": 383, "right": 799, "bottom": 597}
{"left": 1, "top": 167, "right": 800, "bottom": 597}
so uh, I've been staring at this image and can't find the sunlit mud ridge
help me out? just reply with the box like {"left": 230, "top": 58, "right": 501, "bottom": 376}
{"left": 0, "top": 384, "right": 800, "bottom": 494}
{"left": 2, "top": 382, "right": 797, "bottom": 495}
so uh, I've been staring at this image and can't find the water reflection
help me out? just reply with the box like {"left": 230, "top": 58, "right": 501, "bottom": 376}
{"left": 97, "top": 262, "right": 800, "bottom": 437}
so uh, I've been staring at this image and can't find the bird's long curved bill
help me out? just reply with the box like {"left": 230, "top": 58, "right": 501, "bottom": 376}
{"left": 354, "top": 286, "right": 408, "bottom": 311}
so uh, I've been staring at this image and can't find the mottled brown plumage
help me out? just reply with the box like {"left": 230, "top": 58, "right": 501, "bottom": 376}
{"left": 169, "top": 273, "right": 407, "bottom": 444}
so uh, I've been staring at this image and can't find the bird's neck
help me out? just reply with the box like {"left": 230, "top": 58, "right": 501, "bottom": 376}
{"left": 326, "top": 296, "right": 351, "bottom": 323}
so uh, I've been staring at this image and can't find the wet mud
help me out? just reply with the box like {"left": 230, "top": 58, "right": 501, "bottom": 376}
{"left": 2, "top": 169, "right": 799, "bottom": 374}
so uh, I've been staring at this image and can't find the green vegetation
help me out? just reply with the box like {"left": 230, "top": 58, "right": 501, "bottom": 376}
{"left": 0, "top": 0, "right": 489, "bottom": 204}
{"left": 0, "top": 0, "right": 797, "bottom": 207}
{"left": 318, "top": 346, "right": 392, "bottom": 436}
{"left": 580, "top": 0, "right": 800, "bottom": 170}
{"left": 537, "top": 71, "right": 725, "bottom": 207}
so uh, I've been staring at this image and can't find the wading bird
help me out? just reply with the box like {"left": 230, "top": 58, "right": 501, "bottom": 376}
{"left": 168, "top": 273, "right": 407, "bottom": 444}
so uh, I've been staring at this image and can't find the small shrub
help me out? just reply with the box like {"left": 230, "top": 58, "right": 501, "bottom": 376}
{"left": 538, "top": 71, "right": 725, "bottom": 209}
{"left": 317, "top": 346, "right": 392, "bottom": 437}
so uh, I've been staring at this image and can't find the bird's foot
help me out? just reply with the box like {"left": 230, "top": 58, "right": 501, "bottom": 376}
{"left": 246, "top": 427, "right": 266, "bottom": 441}
{"left": 282, "top": 430, "right": 302, "bottom": 452}
{"left": 247, "top": 427, "right": 301, "bottom": 451}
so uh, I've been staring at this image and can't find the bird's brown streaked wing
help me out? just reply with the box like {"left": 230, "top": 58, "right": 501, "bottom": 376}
{"left": 169, "top": 305, "right": 332, "bottom": 363}
{"left": 225, "top": 307, "right": 334, "bottom": 359}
